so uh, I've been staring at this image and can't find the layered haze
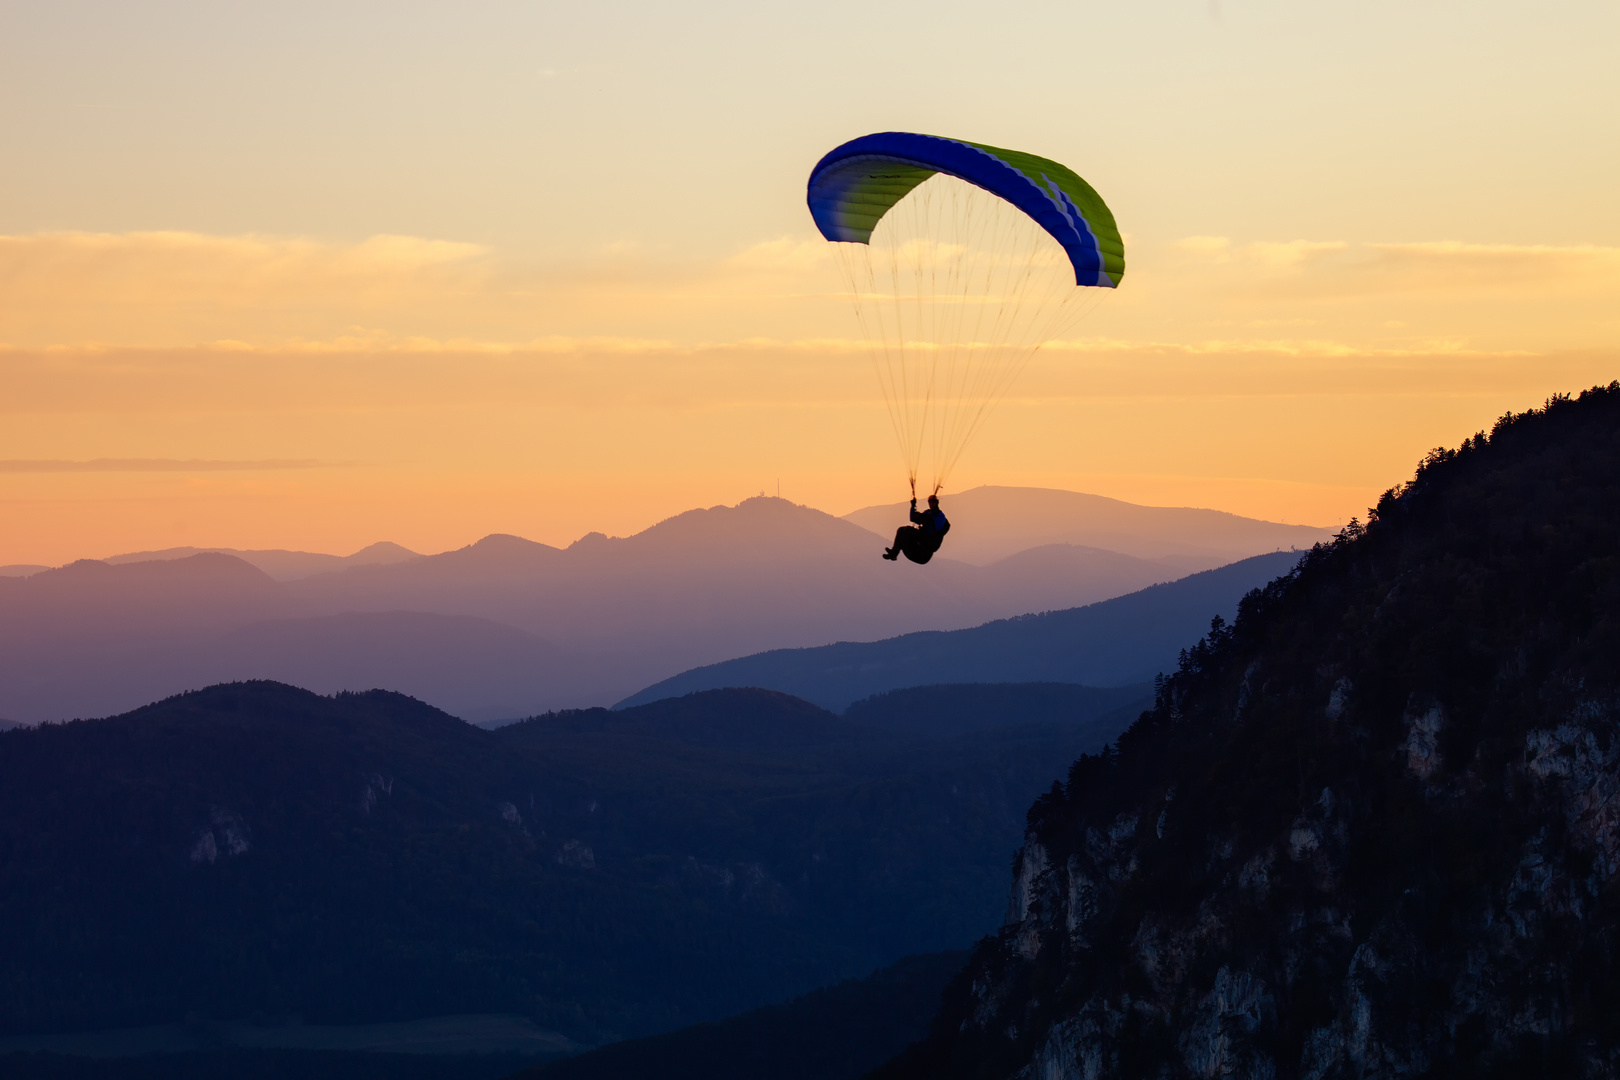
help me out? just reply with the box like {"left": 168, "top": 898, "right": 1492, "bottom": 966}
{"left": 0, "top": 490, "right": 1326, "bottom": 724}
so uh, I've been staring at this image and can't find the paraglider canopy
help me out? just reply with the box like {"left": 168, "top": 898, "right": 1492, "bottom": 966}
{"left": 808, "top": 131, "right": 1125, "bottom": 495}
{"left": 807, "top": 132, "right": 1125, "bottom": 287}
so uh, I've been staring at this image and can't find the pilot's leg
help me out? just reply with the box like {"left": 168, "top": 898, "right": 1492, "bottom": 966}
{"left": 884, "top": 526, "right": 918, "bottom": 561}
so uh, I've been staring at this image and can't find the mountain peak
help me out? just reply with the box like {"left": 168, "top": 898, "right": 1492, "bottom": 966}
{"left": 628, "top": 496, "right": 873, "bottom": 556}
{"left": 44, "top": 550, "right": 274, "bottom": 585}
{"left": 465, "top": 532, "right": 555, "bottom": 551}
{"left": 344, "top": 540, "right": 420, "bottom": 564}
{"left": 116, "top": 679, "right": 465, "bottom": 735}
{"left": 444, "top": 533, "right": 565, "bottom": 562}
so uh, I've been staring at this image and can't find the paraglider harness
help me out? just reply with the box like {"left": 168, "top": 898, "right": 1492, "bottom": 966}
{"left": 883, "top": 486, "right": 950, "bottom": 565}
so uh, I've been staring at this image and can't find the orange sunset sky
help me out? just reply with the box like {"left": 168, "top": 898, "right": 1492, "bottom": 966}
{"left": 3, "top": 1, "right": 1617, "bottom": 566}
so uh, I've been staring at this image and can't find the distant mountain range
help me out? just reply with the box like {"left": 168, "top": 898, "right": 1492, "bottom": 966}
{"left": 619, "top": 551, "right": 1302, "bottom": 711}
{"left": 0, "top": 490, "right": 1326, "bottom": 723}
{"left": 0, "top": 542, "right": 419, "bottom": 581}
{"left": 101, "top": 540, "right": 423, "bottom": 580}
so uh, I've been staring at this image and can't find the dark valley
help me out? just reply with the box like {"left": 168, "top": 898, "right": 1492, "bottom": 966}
{"left": 0, "top": 679, "right": 1141, "bottom": 1069}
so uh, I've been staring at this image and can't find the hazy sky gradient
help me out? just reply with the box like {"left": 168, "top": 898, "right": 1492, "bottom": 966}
{"left": 3, "top": 1, "right": 1617, "bottom": 563}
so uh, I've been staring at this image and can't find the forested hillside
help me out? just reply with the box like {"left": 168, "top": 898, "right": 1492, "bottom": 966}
{"left": 0, "top": 681, "right": 1138, "bottom": 1046}
{"left": 517, "top": 951, "right": 967, "bottom": 1080}
{"left": 878, "top": 384, "right": 1620, "bottom": 1078}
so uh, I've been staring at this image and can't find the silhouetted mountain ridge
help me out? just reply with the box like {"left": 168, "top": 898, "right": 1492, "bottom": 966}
{"left": 509, "top": 687, "right": 865, "bottom": 751}
{"left": 0, "top": 553, "right": 287, "bottom": 642}
{"left": 100, "top": 541, "right": 421, "bottom": 581}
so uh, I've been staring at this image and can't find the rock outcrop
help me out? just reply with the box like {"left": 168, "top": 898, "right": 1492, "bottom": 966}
{"left": 876, "top": 384, "right": 1620, "bottom": 1079}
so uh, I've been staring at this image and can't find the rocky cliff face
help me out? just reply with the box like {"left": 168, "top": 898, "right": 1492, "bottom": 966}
{"left": 877, "top": 384, "right": 1620, "bottom": 1079}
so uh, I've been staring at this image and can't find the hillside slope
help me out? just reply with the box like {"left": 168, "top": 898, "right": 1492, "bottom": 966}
{"left": 875, "top": 383, "right": 1620, "bottom": 1079}
{"left": 518, "top": 951, "right": 966, "bottom": 1080}
{"left": 619, "top": 551, "right": 1299, "bottom": 711}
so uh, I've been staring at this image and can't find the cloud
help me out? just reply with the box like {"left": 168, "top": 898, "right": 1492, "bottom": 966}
{"left": 723, "top": 237, "right": 832, "bottom": 272}
{"left": 1172, "top": 236, "right": 1620, "bottom": 297}
{"left": 0, "top": 230, "right": 861, "bottom": 348}
{"left": 0, "top": 231, "right": 488, "bottom": 296}
{"left": 1174, "top": 236, "right": 1348, "bottom": 268}
{"left": 0, "top": 458, "right": 328, "bottom": 473}
{"left": 1174, "top": 235, "right": 1232, "bottom": 256}
{"left": 1363, "top": 241, "right": 1620, "bottom": 294}
{"left": 1241, "top": 240, "right": 1351, "bottom": 269}
{"left": 2, "top": 228, "right": 1614, "bottom": 356}
{"left": 1037, "top": 335, "right": 1511, "bottom": 358}
{"left": 229, "top": 332, "right": 682, "bottom": 355}
{"left": 0, "top": 232, "right": 495, "bottom": 347}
